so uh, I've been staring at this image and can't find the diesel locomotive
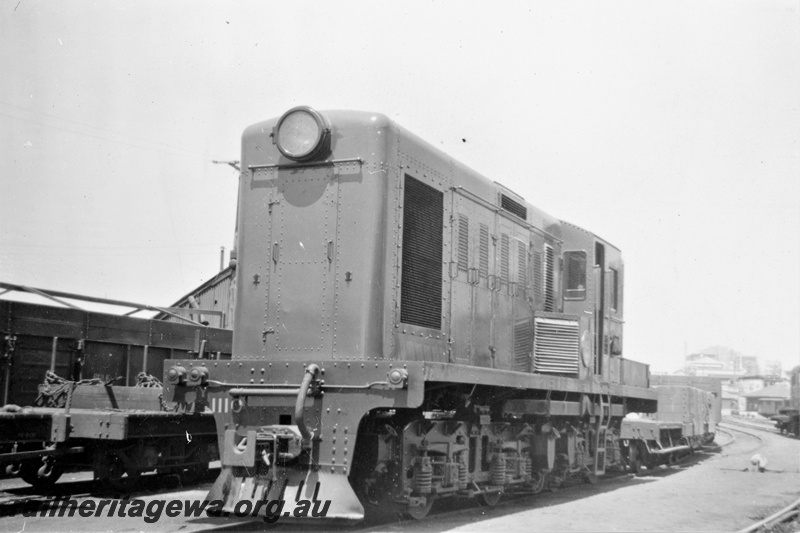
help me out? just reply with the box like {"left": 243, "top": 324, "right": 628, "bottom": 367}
{"left": 164, "top": 106, "right": 658, "bottom": 521}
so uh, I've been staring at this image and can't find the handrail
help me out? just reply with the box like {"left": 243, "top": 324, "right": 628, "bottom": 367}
{"left": 0, "top": 281, "right": 219, "bottom": 326}
{"left": 295, "top": 364, "right": 320, "bottom": 441}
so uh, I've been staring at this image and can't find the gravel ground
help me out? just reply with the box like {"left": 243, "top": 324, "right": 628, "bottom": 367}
{"left": 366, "top": 420, "right": 800, "bottom": 533}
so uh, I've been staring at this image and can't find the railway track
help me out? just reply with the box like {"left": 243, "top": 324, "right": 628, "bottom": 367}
{"left": 718, "top": 422, "right": 800, "bottom": 533}
{"left": 723, "top": 418, "right": 781, "bottom": 435}
{"left": 0, "top": 467, "right": 219, "bottom": 510}
{"left": 718, "top": 421, "right": 766, "bottom": 454}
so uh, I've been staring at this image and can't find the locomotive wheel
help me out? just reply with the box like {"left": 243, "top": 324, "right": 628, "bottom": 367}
{"left": 19, "top": 459, "right": 63, "bottom": 490}
{"left": 528, "top": 471, "right": 546, "bottom": 494}
{"left": 405, "top": 498, "right": 434, "bottom": 520}
{"left": 477, "top": 490, "right": 502, "bottom": 507}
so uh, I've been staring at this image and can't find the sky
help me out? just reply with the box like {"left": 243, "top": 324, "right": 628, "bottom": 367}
{"left": 1, "top": 0, "right": 798, "bottom": 374}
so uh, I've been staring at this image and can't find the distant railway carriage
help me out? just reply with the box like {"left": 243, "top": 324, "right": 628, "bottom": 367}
{"left": 650, "top": 374, "right": 722, "bottom": 435}
{"left": 164, "top": 107, "right": 657, "bottom": 522}
{"left": 620, "top": 383, "right": 718, "bottom": 473}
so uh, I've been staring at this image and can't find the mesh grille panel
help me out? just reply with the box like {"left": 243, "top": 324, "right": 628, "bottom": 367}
{"left": 533, "top": 317, "right": 579, "bottom": 374}
{"left": 400, "top": 176, "right": 443, "bottom": 330}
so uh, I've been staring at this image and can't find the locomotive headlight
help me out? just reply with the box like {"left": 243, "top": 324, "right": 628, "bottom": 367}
{"left": 274, "top": 106, "right": 330, "bottom": 161}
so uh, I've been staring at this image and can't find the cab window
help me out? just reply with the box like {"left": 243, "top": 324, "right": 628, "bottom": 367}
{"left": 564, "top": 251, "right": 587, "bottom": 300}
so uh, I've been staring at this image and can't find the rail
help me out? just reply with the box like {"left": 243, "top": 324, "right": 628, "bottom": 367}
{"left": 737, "top": 495, "right": 800, "bottom": 533}
{"left": 717, "top": 422, "right": 765, "bottom": 453}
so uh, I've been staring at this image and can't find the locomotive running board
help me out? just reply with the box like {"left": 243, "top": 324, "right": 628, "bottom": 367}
{"left": 206, "top": 466, "right": 365, "bottom": 522}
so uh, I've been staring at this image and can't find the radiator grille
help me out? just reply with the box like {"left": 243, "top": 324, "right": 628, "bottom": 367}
{"left": 400, "top": 176, "right": 443, "bottom": 330}
{"left": 543, "top": 245, "right": 555, "bottom": 312}
{"left": 513, "top": 319, "right": 532, "bottom": 372}
{"left": 533, "top": 317, "right": 579, "bottom": 374}
{"left": 457, "top": 214, "right": 469, "bottom": 271}
{"left": 479, "top": 224, "right": 489, "bottom": 277}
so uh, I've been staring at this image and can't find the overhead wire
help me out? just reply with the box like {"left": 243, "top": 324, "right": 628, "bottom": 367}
{"left": 0, "top": 100, "right": 234, "bottom": 293}
{"left": 0, "top": 102, "right": 212, "bottom": 162}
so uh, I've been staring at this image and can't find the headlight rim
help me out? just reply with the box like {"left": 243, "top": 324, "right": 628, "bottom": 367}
{"left": 273, "top": 106, "right": 331, "bottom": 162}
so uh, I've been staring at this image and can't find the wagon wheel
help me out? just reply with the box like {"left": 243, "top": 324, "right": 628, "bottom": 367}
{"left": 19, "top": 457, "right": 63, "bottom": 491}
{"left": 179, "top": 440, "right": 216, "bottom": 484}
{"left": 96, "top": 451, "right": 140, "bottom": 493}
{"left": 476, "top": 490, "right": 502, "bottom": 507}
{"left": 628, "top": 442, "right": 642, "bottom": 475}
{"left": 405, "top": 497, "right": 434, "bottom": 520}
